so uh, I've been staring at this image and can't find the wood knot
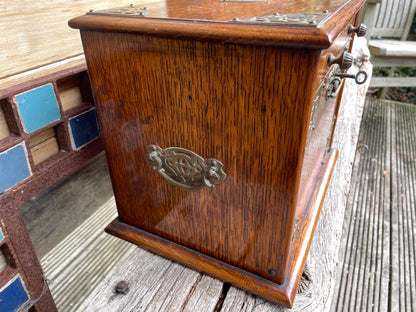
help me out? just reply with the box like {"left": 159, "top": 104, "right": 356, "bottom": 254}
{"left": 297, "top": 264, "right": 312, "bottom": 294}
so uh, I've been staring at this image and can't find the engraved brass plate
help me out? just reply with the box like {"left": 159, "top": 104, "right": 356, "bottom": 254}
{"left": 146, "top": 145, "right": 227, "bottom": 191}
{"left": 231, "top": 11, "right": 331, "bottom": 27}
{"left": 88, "top": 5, "right": 149, "bottom": 17}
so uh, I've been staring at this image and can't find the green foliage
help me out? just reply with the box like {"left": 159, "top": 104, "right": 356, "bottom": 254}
{"left": 370, "top": 15, "right": 416, "bottom": 103}
{"left": 394, "top": 68, "right": 416, "bottom": 97}
{"left": 397, "top": 67, "right": 416, "bottom": 76}
{"left": 374, "top": 67, "right": 416, "bottom": 78}
{"left": 372, "top": 67, "right": 416, "bottom": 102}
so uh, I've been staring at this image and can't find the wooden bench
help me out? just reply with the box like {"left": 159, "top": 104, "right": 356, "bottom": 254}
{"left": 364, "top": 0, "right": 416, "bottom": 88}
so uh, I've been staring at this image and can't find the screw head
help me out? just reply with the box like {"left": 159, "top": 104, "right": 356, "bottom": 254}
{"left": 115, "top": 281, "right": 129, "bottom": 294}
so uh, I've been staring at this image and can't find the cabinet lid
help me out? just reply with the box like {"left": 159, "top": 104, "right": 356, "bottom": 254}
{"left": 69, "top": 0, "right": 365, "bottom": 48}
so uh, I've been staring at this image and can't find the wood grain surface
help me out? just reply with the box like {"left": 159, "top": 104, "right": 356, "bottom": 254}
{"left": 0, "top": 0, "right": 165, "bottom": 82}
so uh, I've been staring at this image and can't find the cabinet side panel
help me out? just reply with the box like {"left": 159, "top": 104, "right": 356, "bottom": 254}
{"left": 81, "top": 30, "right": 316, "bottom": 284}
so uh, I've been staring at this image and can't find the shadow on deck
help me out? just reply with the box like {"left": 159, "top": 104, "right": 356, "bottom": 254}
{"left": 332, "top": 98, "right": 416, "bottom": 312}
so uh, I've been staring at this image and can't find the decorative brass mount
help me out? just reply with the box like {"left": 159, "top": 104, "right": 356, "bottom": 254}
{"left": 231, "top": 11, "right": 331, "bottom": 27}
{"left": 146, "top": 145, "right": 227, "bottom": 191}
{"left": 88, "top": 4, "right": 150, "bottom": 16}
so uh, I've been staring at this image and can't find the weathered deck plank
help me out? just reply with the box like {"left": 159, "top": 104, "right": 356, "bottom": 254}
{"left": 83, "top": 248, "right": 222, "bottom": 312}
{"left": 333, "top": 98, "right": 391, "bottom": 312}
{"left": 392, "top": 102, "right": 416, "bottom": 312}
{"left": 181, "top": 275, "right": 224, "bottom": 312}
{"left": 332, "top": 98, "right": 416, "bottom": 312}
{"left": 40, "top": 195, "right": 136, "bottom": 312}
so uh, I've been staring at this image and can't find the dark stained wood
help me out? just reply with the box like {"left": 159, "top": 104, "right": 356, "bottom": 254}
{"left": 70, "top": 0, "right": 366, "bottom": 307}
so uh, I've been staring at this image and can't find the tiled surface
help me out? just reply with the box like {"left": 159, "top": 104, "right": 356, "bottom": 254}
{"left": 15, "top": 84, "right": 61, "bottom": 133}
{"left": 69, "top": 109, "right": 99, "bottom": 149}
{"left": 0, "top": 276, "right": 30, "bottom": 312}
{"left": 0, "top": 68, "right": 101, "bottom": 312}
{"left": 0, "top": 143, "right": 31, "bottom": 193}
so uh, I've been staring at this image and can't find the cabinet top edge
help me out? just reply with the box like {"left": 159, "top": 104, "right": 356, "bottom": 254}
{"left": 69, "top": 0, "right": 366, "bottom": 48}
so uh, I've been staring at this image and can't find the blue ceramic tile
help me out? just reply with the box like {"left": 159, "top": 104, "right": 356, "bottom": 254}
{"left": 0, "top": 143, "right": 31, "bottom": 194}
{"left": 15, "top": 84, "right": 61, "bottom": 133}
{"left": 0, "top": 276, "right": 29, "bottom": 312}
{"left": 69, "top": 109, "right": 99, "bottom": 149}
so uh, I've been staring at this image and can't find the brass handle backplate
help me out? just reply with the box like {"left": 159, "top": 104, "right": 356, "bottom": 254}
{"left": 146, "top": 145, "right": 227, "bottom": 191}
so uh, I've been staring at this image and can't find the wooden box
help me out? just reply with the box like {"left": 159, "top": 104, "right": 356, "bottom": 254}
{"left": 69, "top": 0, "right": 366, "bottom": 307}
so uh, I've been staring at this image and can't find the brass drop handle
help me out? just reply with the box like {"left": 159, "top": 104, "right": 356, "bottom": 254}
{"left": 335, "top": 71, "right": 368, "bottom": 85}
{"left": 328, "top": 51, "right": 353, "bottom": 70}
{"left": 348, "top": 23, "right": 367, "bottom": 37}
{"left": 146, "top": 145, "right": 227, "bottom": 191}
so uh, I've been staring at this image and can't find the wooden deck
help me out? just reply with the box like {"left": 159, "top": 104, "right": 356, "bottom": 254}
{"left": 332, "top": 98, "right": 416, "bottom": 312}
{"left": 20, "top": 155, "right": 136, "bottom": 312}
